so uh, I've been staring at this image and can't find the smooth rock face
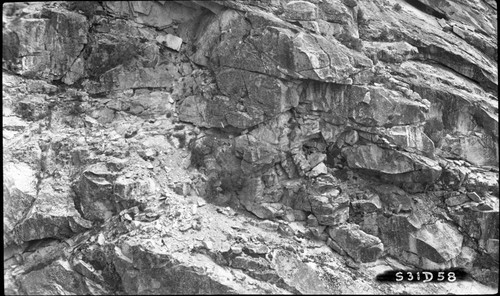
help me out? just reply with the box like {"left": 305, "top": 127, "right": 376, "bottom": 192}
{"left": 2, "top": 0, "right": 498, "bottom": 294}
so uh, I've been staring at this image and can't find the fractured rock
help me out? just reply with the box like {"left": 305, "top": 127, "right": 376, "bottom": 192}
{"left": 467, "top": 192, "right": 483, "bottom": 202}
{"left": 410, "top": 220, "right": 463, "bottom": 263}
{"left": 284, "top": 1, "right": 318, "bottom": 21}
{"left": 3, "top": 7, "right": 88, "bottom": 84}
{"left": 445, "top": 194, "right": 470, "bottom": 207}
{"left": 363, "top": 41, "right": 419, "bottom": 63}
{"left": 2, "top": 0, "right": 499, "bottom": 293}
{"left": 13, "top": 179, "right": 92, "bottom": 243}
{"left": 309, "top": 194, "right": 349, "bottom": 226}
{"left": 386, "top": 125, "right": 435, "bottom": 157}
{"left": 156, "top": 34, "right": 183, "bottom": 51}
{"left": 486, "top": 239, "right": 499, "bottom": 260}
{"left": 307, "top": 214, "right": 319, "bottom": 227}
{"left": 104, "top": 1, "right": 202, "bottom": 28}
{"left": 449, "top": 209, "right": 499, "bottom": 250}
{"left": 343, "top": 144, "right": 442, "bottom": 183}
{"left": 328, "top": 224, "right": 384, "bottom": 263}
{"left": 348, "top": 85, "right": 427, "bottom": 127}
{"left": 112, "top": 239, "right": 289, "bottom": 294}
{"left": 18, "top": 259, "right": 94, "bottom": 295}
{"left": 76, "top": 170, "right": 115, "bottom": 221}
{"left": 3, "top": 162, "right": 37, "bottom": 246}
{"left": 351, "top": 194, "right": 382, "bottom": 213}
{"left": 309, "top": 162, "right": 328, "bottom": 177}
{"left": 211, "top": 12, "right": 372, "bottom": 83}
{"left": 271, "top": 249, "right": 330, "bottom": 293}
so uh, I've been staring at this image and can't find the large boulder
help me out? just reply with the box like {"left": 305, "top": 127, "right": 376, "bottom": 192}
{"left": 309, "top": 178, "right": 350, "bottom": 226}
{"left": 74, "top": 163, "right": 157, "bottom": 222}
{"left": 376, "top": 214, "right": 423, "bottom": 259}
{"left": 409, "top": 220, "right": 463, "bottom": 264}
{"left": 13, "top": 178, "right": 92, "bottom": 243}
{"left": 284, "top": 1, "right": 318, "bottom": 21}
{"left": 342, "top": 144, "right": 442, "bottom": 183}
{"left": 385, "top": 125, "right": 435, "bottom": 157}
{"left": 234, "top": 135, "right": 281, "bottom": 174}
{"left": 75, "top": 168, "right": 116, "bottom": 222}
{"left": 328, "top": 223, "right": 384, "bottom": 262}
{"left": 347, "top": 85, "right": 428, "bottom": 127}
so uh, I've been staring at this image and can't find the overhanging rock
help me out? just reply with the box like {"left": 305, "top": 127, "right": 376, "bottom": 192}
{"left": 342, "top": 144, "right": 442, "bottom": 183}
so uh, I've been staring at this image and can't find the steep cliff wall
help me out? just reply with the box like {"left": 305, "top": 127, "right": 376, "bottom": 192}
{"left": 3, "top": 0, "right": 498, "bottom": 294}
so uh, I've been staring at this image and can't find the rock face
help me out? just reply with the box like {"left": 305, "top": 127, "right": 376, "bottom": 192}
{"left": 3, "top": 5, "right": 88, "bottom": 84}
{"left": 3, "top": 0, "right": 498, "bottom": 294}
{"left": 328, "top": 223, "right": 384, "bottom": 263}
{"left": 343, "top": 144, "right": 441, "bottom": 183}
{"left": 410, "top": 220, "right": 463, "bottom": 264}
{"left": 3, "top": 162, "right": 38, "bottom": 246}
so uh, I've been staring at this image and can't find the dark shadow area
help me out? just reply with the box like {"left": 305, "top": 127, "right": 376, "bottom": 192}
{"left": 404, "top": 0, "right": 449, "bottom": 19}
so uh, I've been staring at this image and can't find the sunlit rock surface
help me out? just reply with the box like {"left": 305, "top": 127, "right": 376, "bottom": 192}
{"left": 3, "top": 0, "right": 498, "bottom": 294}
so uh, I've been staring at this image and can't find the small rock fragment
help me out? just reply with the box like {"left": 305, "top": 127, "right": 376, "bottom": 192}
{"left": 231, "top": 245, "right": 243, "bottom": 255}
{"left": 278, "top": 223, "right": 295, "bottom": 236}
{"left": 309, "top": 163, "right": 327, "bottom": 177}
{"left": 473, "top": 203, "right": 493, "bottom": 211}
{"left": 179, "top": 224, "right": 192, "bottom": 232}
{"left": 156, "top": 34, "right": 183, "bottom": 51}
{"left": 445, "top": 194, "right": 470, "bottom": 207}
{"left": 244, "top": 244, "right": 270, "bottom": 256}
{"left": 327, "top": 238, "right": 345, "bottom": 255}
{"left": 466, "top": 192, "right": 482, "bottom": 202}
{"left": 307, "top": 214, "right": 319, "bottom": 227}
{"left": 97, "top": 233, "right": 105, "bottom": 246}
{"left": 257, "top": 220, "right": 279, "bottom": 231}
{"left": 203, "top": 240, "right": 213, "bottom": 250}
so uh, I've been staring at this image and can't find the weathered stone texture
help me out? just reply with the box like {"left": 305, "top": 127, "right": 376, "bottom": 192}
{"left": 2, "top": 0, "right": 498, "bottom": 293}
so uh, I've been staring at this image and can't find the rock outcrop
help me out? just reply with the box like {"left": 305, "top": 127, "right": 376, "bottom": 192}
{"left": 3, "top": 0, "right": 498, "bottom": 294}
